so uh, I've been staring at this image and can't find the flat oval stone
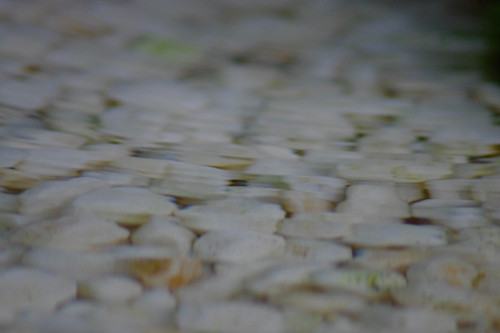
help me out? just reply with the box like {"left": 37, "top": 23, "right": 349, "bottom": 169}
{"left": 284, "top": 238, "right": 352, "bottom": 263}
{"left": 337, "top": 184, "right": 410, "bottom": 218}
{"left": 193, "top": 230, "right": 286, "bottom": 263}
{"left": 411, "top": 199, "right": 488, "bottom": 229}
{"left": 71, "top": 186, "right": 177, "bottom": 225}
{"left": 272, "top": 289, "right": 366, "bottom": 316}
{"left": 177, "top": 301, "right": 286, "bottom": 333}
{"left": 108, "top": 80, "right": 210, "bottom": 111}
{"left": 246, "top": 263, "right": 323, "bottom": 297}
{"left": 131, "top": 216, "right": 195, "bottom": 256}
{"left": 0, "top": 267, "right": 76, "bottom": 315}
{"left": 177, "top": 197, "right": 285, "bottom": 234}
{"left": 406, "top": 255, "right": 478, "bottom": 288}
{"left": 19, "top": 177, "right": 107, "bottom": 217}
{"left": 278, "top": 212, "right": 364, "bottom": 239}
{"left": 311, "top": 267, "right": 407, "bottom": 297}
{"left": 336, "top": 159, "right": 453, "bottom": 183}
{"left": 78, "top": 275, "right": 142, "bottom": 303}
{"left": 342, "top": 222, "right": 447, "bottom": 247}
{"left": 11, "top": 212, "right": 130, "bottom": 250}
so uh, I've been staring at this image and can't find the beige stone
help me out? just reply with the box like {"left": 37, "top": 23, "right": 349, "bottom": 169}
{"left": 177, "top": 197, "right": 285, "bottom": 234}
{"left": 71, "top": 186, "right": 177, "bottom": 225}
{"left": 0, "top": 267, "right": 76, "bottom": 315}
{"left": 78, "top": 275, "right": 142, "bottom": 303}
{"left": 19, "top": 177, "right": 106, "bottom": 217}
{"left": 278, "top": 212, "right": 364, "bottom": 239}
{"left": 131, "top": 216, "right": 195, "bottom": 256}
{"left": 193, "top": 230, "right": 286, "bottom": 263}
{"left": 177, "top": 301, "right": 286, "bottom": 333}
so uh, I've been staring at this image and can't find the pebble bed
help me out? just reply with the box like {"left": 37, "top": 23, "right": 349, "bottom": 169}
{"left": 1, "top": 0, "right": 500, "bottom": 332}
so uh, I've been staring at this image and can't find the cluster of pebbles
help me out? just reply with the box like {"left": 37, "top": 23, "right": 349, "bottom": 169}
{"left": 1, "top": 0, "right": 500, "bottom": 332}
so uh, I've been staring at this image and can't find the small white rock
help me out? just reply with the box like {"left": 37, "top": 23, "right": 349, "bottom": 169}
{"left": 177, "top": 301, "right": 286, "bottom": 333}
{"left": 278, "top": 212, "right": 364, "bottom": 239}
{"left": 78, "top": 275, "right": 142, "bottom": 303}
{"left": 177, "top": 197, "right": 285, "bottom": 234}
{"left": 131, "top": 216, "right": 195, "bottom": 256}
{"left": 337, "top": 183, "right": 410, "bottom": 218}
{"left": 342, "top": 222, "right": 447, "bottom": 247}
{"left": 0, "top": 267, "right": 76, "bottom": 315}
{"left": 71, "top": 186, "right": 177, "bottom": 225}
{"left": 19, "top": 177, "right": 107, "bottom": 217}
{"left": 311, "top": 266, "right": 407, "bottom": 297}
{"left": 284, "top": 238, "right": 352, "bottom": 263}
{"left": 193, "top": 230, "right": 286, "bottom": 263}
{"left": 11, "top": 212, "right": 130, "bottom": 250}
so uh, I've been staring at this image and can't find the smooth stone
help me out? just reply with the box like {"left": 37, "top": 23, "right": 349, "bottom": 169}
{"left": 131, "top": 288, "right": 177, "bottom": 323}
{"left": 193, "top": 230, "right": 286, "bottom": 263}
{"left": 411, "top": 199, "right": 489, "bottom": 229}
{"left": 0, "top": 267, "right": 76, "bottom": 315}
{"left": 131, "top": 216, "right": 195, "bottom": 256}
{"left": 426, "top": 179, "right": 473, "bottom": 200}
{"left": 302, "top": 150, "right": 363, "bottom": 175}
{"left": 272, "top": 289, "right": 366, "bottom": 316}
{"left": 337, "top": 305, "right": 457, "bottom": 333}
{"left": 0, "top": 192, "right": 20, "bottom": 213}
{"left": 311, "top": 266, "right": 407, "bottom": 297}
{"left": 342, "top": 222, "right": 448, "bottom": 247}
{"left": 429, "top": 125, "right": 500, "bottom": 157}
{"left": 16, "top": 147, "right": 112, "bottom": 177}
{"left": 246, "top": 263, "right": 323, "bottom": 297}
{"left": 244, "top": 158, "right": 313, "bottom": 176}
{"left": 337, "top": 184, "right": 410, "bottom": 218}
{"left": 283, "top": 175, "right": 346, "bottom": 201}
{"left": 110, "top": 156, "right": 171, "bottom": 178}
{"left": 280, "top": 190, "right": 333, "bottom": 213}
{"left": 0, "top": 167, "right": 40, "bottom": 190}
{"left": 11, "top": 212, "right": 130, "bottom": 250}
{"left": 483, "top": 199, "right": 500, "bottom": 222}
{"left": 108, "top": 80, "right": 210, "bottom": 111}
{"left": 71, "top": 186, "right": 177, "bottom": 226}
{"left": 393, "top": 280, "right": 500, "bottom": 321}
{"left": 336, "top": 158, "right": 453, "bottom": 183}
{"left": 471, "top": 179, "right": 500, "bottom": 201}
{"left": 124, "top": 256, "right": 204, "bottom": 290}
{"left": 176, "top": 274, "right": 244, "bottom": 304}
{"left": 357, "top": 127, "right": 414, "bottom": 154}
{"left": 78, "top": 275, "right": 142, "bottom": 303}
{"left": 19, "top": 177, "right": 106, "bottom": 217}
{"left": 177, "top": 197, "right": 284, "bottom": 234}
{"left": 406, "top": 255, "right": 478, "bottom": 288}
{"left": 81, "top": 170, "right": 150, "bottom": 187}
{"left": 0, "top": 146, "right": 27, "bottom": 168}
{"left": 23, "top": 247, "right": 118, "bottom": 280}
{"left": 0, "top": 213, "right": 31, "bottom": 232}
{"left": 284, "top": 238, "right": 352, "bottom": 263}
{"left": 278, "top": 212, "right": 364, "bottom": 239}
{"left": 177, "top": 301, "right": 286, "bottom": 333}
{"left": 354, "top": 248, "right": 432, "bottom": 271}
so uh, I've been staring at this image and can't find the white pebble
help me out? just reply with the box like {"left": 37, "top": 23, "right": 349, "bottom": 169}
{"left": 19, "top": 177, "right": 106, "bottom": 217}
{"left": 337, "top": 184, "right": 410, "bottom": 218}
{"left": 342, "top": 222, "right": 447, "bottom": 247}
{"left": 0, "top": 267, "right": 76, "bottom": 315}
{"left": 71, "top": 186, "right": 177, "bottom": 225}
{"left": 194, "top": 230, "right": 286, "bottom": 263}
{"left": 177, "top": 301, "right": 286, "bottom": 333}
{"left": 131, "top": 216, "right": 195, "bottom": 256}
{"left": 278, "top": 212, "right": 364, "bottom": 239}
{"left": 284, "top": 238, "right": 352, "bottom": 263}
{"left": 177, "top": 197, "right": 285, "bottom": 234}
{"left": 78, "top": 275, "right": 142, "bottom": 303}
